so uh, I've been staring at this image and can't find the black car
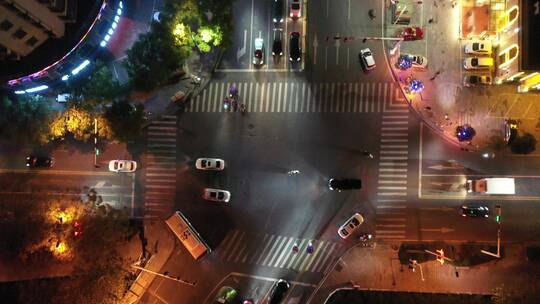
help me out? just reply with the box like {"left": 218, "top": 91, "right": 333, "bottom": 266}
{"left": 272, "top": 29, "right": 283, "bottom": 57}
{"left": 272, "top": 0, "right": 284, "bottom": 23}
{"left": 269, "top": 279, "right": 290, "bottom": 304}
{"left": 26, "top": 155, "right": 54, "bottom": 168}
{"left": 328, "top": 178, "right": 362, "bottom": 191}
{"left": 461, "top": 205, "right": 489, "bottom": 218}
{"left": 289, "top": 32, "right": 301, "bottom": 62}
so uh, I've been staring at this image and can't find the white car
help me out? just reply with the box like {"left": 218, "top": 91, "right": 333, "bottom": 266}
{"left": 108, "top": 160, "right": 137, "bottom": 173}
{"left": 463, "top": 75, "right": 492, "bottom": 87}
{"left": 359, "top": 48, "right": 376, "bottom": 71}
{"left": 290, "top": 0, "right": 301, "bottom": 19}
{"left": 464, "top": 40, "right": 492, "bottom": 55}
{"left": 338, "top": 213, "right": 364, "bottom": 239}
{"left": 253, "top": 38, "right": 264, "bottom": 65}
{"left": 404, "top": 54, "right": 428, "bottom": 69}
{"left": 195, "top": 158, "right": 225, "bottom": 171}
{"left": 463, "top": 57, "right": 493, "bottom": 70}
{"left": 203, "top": 188, "right": 231, "bottom": 203}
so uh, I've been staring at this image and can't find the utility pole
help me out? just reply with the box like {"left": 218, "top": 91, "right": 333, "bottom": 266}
{"left": 131, "top": 265, "right": 197, "bottom": 286}
{"left": 481, "top": 205, "right": 502, "bottom": 258}
{"left": 94, "top": 118, "right": 99, "bottom": 168}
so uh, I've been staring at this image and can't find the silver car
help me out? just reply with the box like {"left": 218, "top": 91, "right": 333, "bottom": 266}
{"left": 108, "top": 160, "right": 137, "bottom": 173}
{"left": 203, "top": 188, "right": 231, "bottom": 203}
{"left": 195, "top": 158, "right": 225, "bottom": 171}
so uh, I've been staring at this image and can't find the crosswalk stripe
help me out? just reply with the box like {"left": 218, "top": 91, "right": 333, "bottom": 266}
{"left": 379, "top": 168, "right": 407, "bottom": 172}
{"left": 266, "top": 236, "right": 288, "bottom": 266}
{"left": 380, "top": 151, "right": 408, "bottom": 155}
{"left": 255, "top": 234, "right": 276, "bottom": 264}
{"left": 382, "top": 132, "right": 408, "bottom": 137}
{"left": 379, "top": 174, "right": 407, "bottom": 178}
{"left": 273, "top": 237, "right": 294, "bottom": 267}
{"left": 379, "top": 180, "right": 407, "bottom": 184}
{"left": 379, "top": 162, "right": 407, "bottom": 166}
{"left": 378, "top": 186, "right": 407, "bottom": 190}
{"left": 225, "top": 231, "right": 246, "bottom": 261}
{"left": 288, "top": 239, "right": 308, "bottom": 269}
{"left": 381, "top": 138, "right": 407, "bottom": 143}
{"left": 378, "top": 192, "right": 407, "bottom": 196}
{"left": 380, "top": 156, "right": 408, "bottom": 160}
{"left": 315, "top": 243, "right": 337, "bottom": 273}
{"left": 221, "top": 230, "right": 241, "bottom": 258}
{"left": 380, "top": 144, "right": 407, "bottom": 148}
{"left": 262, "top": 236, "right": 283, "bottom": 266}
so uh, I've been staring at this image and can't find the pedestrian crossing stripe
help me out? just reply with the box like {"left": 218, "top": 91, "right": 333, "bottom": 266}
{"left": 143, "top": 116, "right": 178, "bottom": 219}
{"left": 217, "top": 230, "right": 341, "bottom": 273}
{"left": 186, "top": 82, "right": 407, "bottom": 113}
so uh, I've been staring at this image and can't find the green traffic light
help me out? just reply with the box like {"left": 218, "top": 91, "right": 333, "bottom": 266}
{"left": 96, "top": 149, "right": 100, "bottom": 156}
{"left": 496, "top": 215, "right": 500, "bottom": 222}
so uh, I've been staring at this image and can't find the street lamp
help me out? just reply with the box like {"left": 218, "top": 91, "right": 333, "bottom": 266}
{"left": 94, "top": 118, "right": 99, "bottom": 168}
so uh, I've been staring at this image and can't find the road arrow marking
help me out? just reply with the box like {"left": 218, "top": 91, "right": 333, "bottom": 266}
{"left": 420, "top": 227, "right": 454, "bottom": 233}
{"left": 236, "top": 30, "right": 247, "bottom": 61}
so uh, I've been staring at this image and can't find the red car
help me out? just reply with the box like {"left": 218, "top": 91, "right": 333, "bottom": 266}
{"left": 401, "top": 27, "right": 423, "bottom": 41}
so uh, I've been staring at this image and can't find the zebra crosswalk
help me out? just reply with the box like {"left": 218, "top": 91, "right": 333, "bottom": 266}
{"left": 375, "top": 113, "right": 410, "bottom": 239}
{"left": 143, "top": 115, "right": 178, "bottom": 219}
{"left": 188, "top": 81, "right": 404, "bottom": 113}
{"left": 217, "top": 229, "right": 342, "bottom": 274}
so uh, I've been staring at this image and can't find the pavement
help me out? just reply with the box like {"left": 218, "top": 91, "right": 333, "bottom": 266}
{"left": 383, "top": 0, "right": 540, "bottom": 154}
{"left": 121, "top": 49, "right": 222, "bottom": 304}
{"left": 309, "top": 241, "right": 540, "bottom": 303}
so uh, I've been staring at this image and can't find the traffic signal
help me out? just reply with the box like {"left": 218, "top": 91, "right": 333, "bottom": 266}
{"left": 436, "top": 249, "right": 445, "bottom": 264}
{"left": 95, "top": 148, "right": 100, "bottom": 155}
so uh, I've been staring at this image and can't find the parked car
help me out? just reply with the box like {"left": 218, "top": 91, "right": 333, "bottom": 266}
{"left": 289, "top": 0, "right": 301, "bottom": 19}
{"left": 108, "top": 160, "right": 137, "bottom": 173}
{"left": 196, "top": 158, "right": 225, "bottom": 171}
{"left": 214, "top": 286, "right": 237, "bottom": 303}
{"left": 203, "top": 188, "right": 231, "bottom": 203}
{"left": 359, "top": 48, "right": 376, "bottom": 71}
{"left": 170, "top": 90, "right": 186, "bottom": 102}
{"left": 404, "top": 54, "right": 428, "bottom": 69}
{"left": 272, "top": 0, "right": 284, "bottom": 23}
{"left": 253, "top": 37, "right": 265, "bottom": 65}
{"left": 463, "top": 57, "right": 494, "bottom": 70}
{"left": 401, "top": 26, "right": 423, "bottom": 40}
{"left": 289, "top": 32, "right": 301, "bottom": 62}
{"left": 461, "top": 205, "right": 489, "bottom": 218}
{"left": 26, "top": 155, "right": 54, "bottom": 168}
{"left": 328, "top": 178, "right": 362, "bottom": 191}
{"left": 272, "top": 29, "right": 283, "bottom": 57}
{"left": 338, "top": 213, "right": 364, "bottom": 239}
{"left": 463, "top": 75, "right": 492, "bottom": 87}
{"left": 505, "top": 119, "right": 519, "bottom": 144}
{"left": 269, "top": 279, "right": 290, "bottom": 304}
{"left": 464, "top": 40, "right": 492, "bottom": 55}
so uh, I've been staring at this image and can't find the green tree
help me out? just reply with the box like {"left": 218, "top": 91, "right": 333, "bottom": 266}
{"left": 124, "top": 21, "right": 186, "bottom": 91}
{"left": 47, "top": 107, "right": 113, "bottom": 143}
{"left": 0, "top": 94, "right": 51, "bottom": 145}
{"left": 104, "top": 100, "right": 145, "bottom": 143}
{"left": 510, "top": 132, "right": 536, "bottom": 154}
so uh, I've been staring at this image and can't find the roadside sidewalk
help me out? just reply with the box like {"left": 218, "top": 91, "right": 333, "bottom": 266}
{"left": 135, "top": 50, "right": 222, "bottom": 125}
{"left": 309, "top": 242, "right": 540, "bottom": 303}
{"left": 383, "top": 0, "right": 540, "bottom": 153}
{"left": 122, "top": 220, "right": 175, "bottom": 304}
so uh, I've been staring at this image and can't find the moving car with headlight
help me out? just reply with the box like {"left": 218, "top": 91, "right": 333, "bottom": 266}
{"left": 26, "top": 155, "right": 54, "bottom": 168}
{"left": 289, "top": 0, "right": 301, "bottom": 19}
{"left": 203, "top": 188, "right": 231, "bottom": 203}
{"left": 108, "top": 160, "right": 137, "bottom": 172}
{"left": 338, "top": 213, "right": 364, "bottom": 239}
{"left": 253, "top": 38, "right": 264, "bottom": 66}
{"left": 196, "top": 158, "right": 225, "bottom": 171}
{"left": 289, "top": 32, "right": 301, "bottom": 62}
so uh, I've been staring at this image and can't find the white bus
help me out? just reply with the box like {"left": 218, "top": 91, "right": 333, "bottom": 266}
{"left": 165, "top": 211, "right": 211, "bottom": 260}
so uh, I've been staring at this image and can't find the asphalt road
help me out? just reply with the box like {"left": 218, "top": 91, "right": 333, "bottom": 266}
{"left": 138, "top": 0, "right": 540, "bottom": 304}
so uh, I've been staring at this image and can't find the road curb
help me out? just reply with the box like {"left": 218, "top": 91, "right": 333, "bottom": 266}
{"left": 380, "top": 4, "right": 476, "bottom": 152}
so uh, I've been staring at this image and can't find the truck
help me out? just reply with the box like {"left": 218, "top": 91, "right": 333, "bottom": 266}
{"left": 466, "top": 177, "right": 515, "bottom": 195}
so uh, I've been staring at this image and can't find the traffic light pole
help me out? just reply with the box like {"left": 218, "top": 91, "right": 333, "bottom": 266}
{"left": 481, "top": 205, "right": 501, "bottom": 258}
